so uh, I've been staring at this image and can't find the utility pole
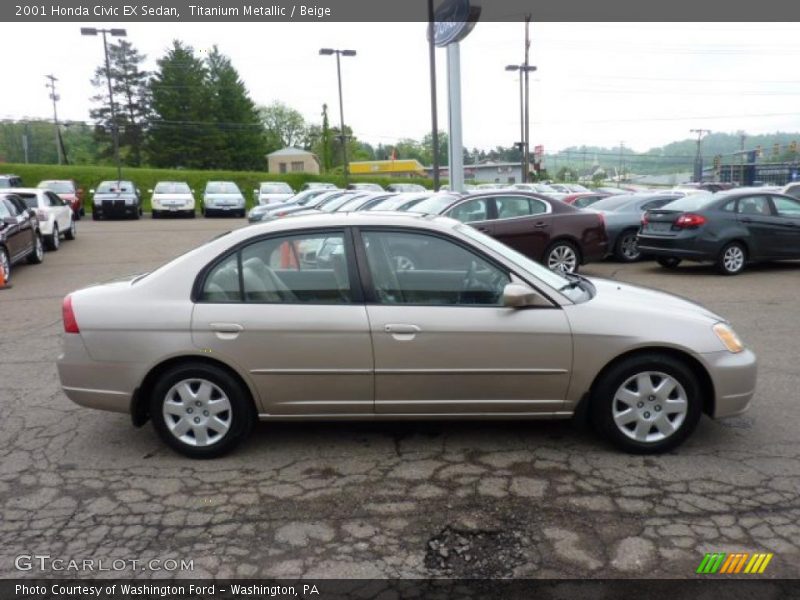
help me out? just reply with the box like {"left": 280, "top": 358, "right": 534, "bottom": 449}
{"left": 523, "top": 15, "right": 531, "bottom": 182}
{"left": 739, "top": 133, "right": 746, "bottom": 185}
{"left": 690, "top": 128, "right": 711, "bottom": 183}
{"left": 618, "top": 141, "right": 624, "bottom": 183}
{"left": 45, "top": 74, "right": 62, "bottom": 165}
{"left": 319, "top": 48, "right": 356, "bottom": 185}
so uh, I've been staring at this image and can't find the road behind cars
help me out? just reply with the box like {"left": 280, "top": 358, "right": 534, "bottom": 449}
{"left": 1, "top": 218, "right": 799, "bottom": 578}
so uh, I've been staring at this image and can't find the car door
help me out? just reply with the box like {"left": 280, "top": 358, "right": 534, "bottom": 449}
{"left": 768, "top": 195, "right": 800, "bottom": 257}
{"left": 356, "top": 228, "right": 572, "bottom": 415}
{"left": 1, "top": 197, "right": 28, "bottom": 260}
{"left": 46, "top": 191, "right": 70, "bottom": 229}
{"left": 488, "top": 195, "right": 552, "bottom": 259}
{"left": 191, "top": 229, "right": 374, "bottom": 415}
{"left": 444, "top": 197, "right": 494, "bottom": 234}
{"left": 736, "top": 195, "right": 781, "bottom": 258}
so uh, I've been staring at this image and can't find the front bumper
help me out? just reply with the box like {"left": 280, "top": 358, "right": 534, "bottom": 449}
{"left": 95, "top": 200, "right": 138, "bottom": 218}
{"left": 698, "top": 348, "right": 758, "bottom": 418}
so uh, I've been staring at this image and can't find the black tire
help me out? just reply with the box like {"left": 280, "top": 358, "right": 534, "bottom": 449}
{"left": 188, "top": 211, "right": 196, "bottom": 219}
{"left": 152, "top": 210, "right": 160, "bottom": 219}
{"left": 46, "top": 225, "right": 60, "bottom": 251}
{"left": 80, "top": 207, "right": 85, "bottom": 217}
{"left": 92, "top": 211, "right": 100, "bottom": 221}
{"left": 591, "top": 353, "right": 702, "bottom": 454}
{"left": 149, "top": 362, "right": 255, "bottom": 459}
{"left": 716, "top": 241, "right": 747, "bottom": 276}
{"left": 614, "top": 230, "right": 641, "bottom": 262}
{"left": 657, "top": 257, "right": 682, "bottom": 269}
{"left": 26, "top": 234, "right": 44, "bottom": 265}
{"left": 74, "top": 210, "right": 81, "bottom": 221}
{"left": 64, "top": 219, "right": 76, "bottom": 240}
{"left": 133, "top": 208, "right": 141, "bottom": 220}
{"left": 544, "top": 240, "right": 581, "bottom": 274}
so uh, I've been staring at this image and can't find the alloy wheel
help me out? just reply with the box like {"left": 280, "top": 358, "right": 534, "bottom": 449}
{"left": 611, "top": 371, "right": 688, "bottom": 443}
{"left": 619, "top": 233, "right": 640, "bottom": 261}
{"left": 162, "top": 378, "right": 232, "bottom": 447}
{"left": 547, "top": 244, "right": 578, "bottom": 273}
{"left": 51, "top": 225, "right": 59, "bottom": 249}
{"left": 722, "top": 245, "right": 745, "bottom": 274}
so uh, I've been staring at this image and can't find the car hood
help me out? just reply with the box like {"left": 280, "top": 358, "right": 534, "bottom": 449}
{"left": 589, "top": 278, "right": 723, "bottom": 323}
{"left": 259, "top": 192, "right": 293, "bottom": 200}
{"left": 205, "top": 193, "right": 243, "bottom": 200}
{"left": 153, "top": 194, "right": 193, "bottom": 201}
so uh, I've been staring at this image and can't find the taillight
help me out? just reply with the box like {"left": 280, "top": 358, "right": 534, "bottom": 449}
{"left": 674, "top": 213, "right": 707, "bottom": 228}
{"left": 62, "top": 295, "right": 80, "bottom": 334}
{"left": 641, "top": 213, "right": 649, "bottom": 226}
{"left": 596, "top": 212, "right": 605, "bottom": 227}
{"left": 36, "top": 209, "right": 48, "bottom": 221}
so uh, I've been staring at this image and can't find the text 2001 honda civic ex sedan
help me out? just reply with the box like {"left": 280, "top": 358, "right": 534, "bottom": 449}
{"left": 57, "top": 213, "right": 757, "bottom": 458}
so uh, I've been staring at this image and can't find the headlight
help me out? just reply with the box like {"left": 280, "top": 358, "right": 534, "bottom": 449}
{"left": 205, "top": 197, "right": 214, "bottom": 206}
{"left": 124, "top": 197, "right": 134, "bottom": 205}
{"left": 713, "top": 323, "right": 744, "bottom": 353}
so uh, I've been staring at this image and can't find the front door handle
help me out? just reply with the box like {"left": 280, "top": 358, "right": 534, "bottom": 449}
{"left": 384, "top": 323, "right": 421, "bottom": 341}
{"left": 533, "top": 221, "right": 548, "bottom": 228}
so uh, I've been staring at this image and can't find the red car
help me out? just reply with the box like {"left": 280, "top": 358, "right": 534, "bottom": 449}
{"left": 406, "top": 192, "right": 608, "bottom": 273}
{"left": 37, "top": 180, "right": 85, "bottom": 219}
{"left": 561, "top": 191, "right": 612, "bottom": 208}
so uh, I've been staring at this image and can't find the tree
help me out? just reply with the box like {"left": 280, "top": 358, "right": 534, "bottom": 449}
{"left": 147, "top": 41, "right": 213, "bottom": 168}
{"left": 258, "top": 101, "right": 307, "bottom": 151}
{"left": 205, "top": 46, "right": 265, "bottom": 170}
{"left": 90, "top": 40, "right": 149, "bottom": 166}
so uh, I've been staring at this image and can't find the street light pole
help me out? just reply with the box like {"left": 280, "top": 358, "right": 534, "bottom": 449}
{"left": 320, "top": 48, "right": 356, "bottom": 186}
{"left": 81, "top": 27, "right": 126, "bottom": 182}
{"left": 690, "top": 128, "right": 711, "bottom": 183}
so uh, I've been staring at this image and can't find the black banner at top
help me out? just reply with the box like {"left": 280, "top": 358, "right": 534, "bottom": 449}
{"left": 2, "top": 0, "right": 800, "bottom": 22}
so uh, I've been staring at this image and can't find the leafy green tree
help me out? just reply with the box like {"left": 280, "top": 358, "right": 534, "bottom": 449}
{"left": 90, "top": 40, "right": 149, "bottom": 166}
{"left": 147, "top": 41, "right": 213, "bottom": 168}
{"left": 258, "top": 100, "right": 307, "bottom": 152}
{"left": 206, "top": 46, "right": 265, "bottom": 170}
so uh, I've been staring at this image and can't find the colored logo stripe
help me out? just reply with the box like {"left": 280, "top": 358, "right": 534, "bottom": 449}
{"left": 697, "top": 552, "right": 773, "bottom": 574}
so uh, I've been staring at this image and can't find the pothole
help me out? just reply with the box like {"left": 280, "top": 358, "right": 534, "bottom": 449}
{"left": 424, "top": 525, "right": 530, "bottom": 577}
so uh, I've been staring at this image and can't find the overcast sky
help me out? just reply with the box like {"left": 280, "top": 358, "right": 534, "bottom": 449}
{"left": 2, "top": 22, "right": 800, "bottom": 153}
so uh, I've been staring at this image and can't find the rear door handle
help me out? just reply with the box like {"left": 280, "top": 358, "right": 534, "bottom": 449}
{"left": 385, "top": 324, "right": 420, "bottom": 334}
{"left": 533, "top": 221, "right": 548, "bottom": 228}
{"left": 210, "top": 322, "right": 244, "bottom": 339}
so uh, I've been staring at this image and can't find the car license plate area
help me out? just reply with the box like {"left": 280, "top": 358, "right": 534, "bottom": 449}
{"left": 648, "top": 222, "right": 672, "bottom": 232}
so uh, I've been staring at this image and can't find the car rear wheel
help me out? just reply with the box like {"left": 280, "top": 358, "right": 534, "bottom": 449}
{"left": 1, "top": 246, "right": 10, "bottom": 280}
{"left": 614, "top": 230, "right": 641, "bottom": 262}
{"left": 657, "top": 257, "right": 681, "bottom": 269}
{"left": 152, "top": 210, "right": 160, "bottom": 219}
{"left": 717, "top": 242, "right": 746, "bottom": 276}
{"left": 64, "top": 219, "right": 76, "bottom": 240}
{"left": 545, "top": 241, "right": 580, "bottom": 274}
{"left": 47, "top": 224, "right": 60, "bottom": 251}
{"left": 26, "top": 234, "right": 44, "bottom": 265}
{"left": 591, "top": 353, "right": 702, "bottom": 453}
{"left": 150, "top": 362, "right": 255, "bottom": 458}
{"left": 92, "top": 211, "right": 100, "bottom": 221}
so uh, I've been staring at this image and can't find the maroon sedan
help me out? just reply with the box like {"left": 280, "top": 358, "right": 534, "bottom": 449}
{"left": 406, "top": 192, "right": 608, "bottom": 273}
{"left": 37, "top": 180, "right": 85, "bottom": 219}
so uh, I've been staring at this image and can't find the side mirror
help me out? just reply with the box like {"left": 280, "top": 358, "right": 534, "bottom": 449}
{"left": 148, "top": 189, "right": 153, "bottom": 194}
{"left": 89, "top": 189, "right": 95, "bottom": 194}
{"left": 27, "top": 209, "right": 36, "bottom": 219}
{"left": 502, "top": 283, "right": 551, "bottom": 308}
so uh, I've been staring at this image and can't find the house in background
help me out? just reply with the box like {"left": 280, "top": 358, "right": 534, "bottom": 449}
{"left": 267, "top": 147, "right": 320, "bottom": 175}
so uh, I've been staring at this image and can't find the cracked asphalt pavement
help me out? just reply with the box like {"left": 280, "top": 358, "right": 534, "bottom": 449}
{"left": 1, "top": 217, "right": 798, "bottom": 579}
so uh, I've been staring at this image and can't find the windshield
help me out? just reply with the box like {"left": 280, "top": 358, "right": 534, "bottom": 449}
{"left": 19, "top": 194, "right": 38, "bottom": 208}
{"left": 154, "top": 182, "right": 191, "bottom": 194}
{"left": 320, "top": 194, "right": 364, "bottom": 211}
{"left": 662, "top": 192, "right": 716, "bottom": 211}
{"left": 97, "top": 181, "right": 134, "bottom": 193}
{"left": 455, "top": 225, "right": 589, "bottom": 301}
{"left": 38, "top": 181, "right": 74, "bottom": 193}
{"left": 260, "top": 183, "right": 292, "bottom": 193}
{"left": 0, "top": 180, "right": 10, "bottom": 189}
{"left": 206, "top": 182, "right": 240, "bottom": 194}
{"left": 406, "top": 194, "right": 460, "bottom": 214}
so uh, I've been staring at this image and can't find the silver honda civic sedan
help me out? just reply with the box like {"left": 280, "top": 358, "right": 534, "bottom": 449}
{"left": 57, "top": 213, "right": 757, "bottom": 458}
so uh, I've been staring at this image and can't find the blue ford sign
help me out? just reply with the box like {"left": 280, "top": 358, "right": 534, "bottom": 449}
{"left": 430, "top": 0, "right": 480, "bottom": 47}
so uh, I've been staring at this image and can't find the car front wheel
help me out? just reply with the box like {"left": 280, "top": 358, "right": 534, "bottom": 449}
{"left": 64, "top": 219, "right": 76, "bottom": 240}
{"left": 717, "top": 242, "right": 747, "bottom": 276}
{"left": 545, "top": 241, "right": 580, "bottom": 274}
{"left": 150, "top": 362, "right": 255, "bottom": 458}
{"left": 26, "top": 234, "right": 44, "bottom": 265}
{"left": 591, "top": 353, "right": 702, "bottom": 453}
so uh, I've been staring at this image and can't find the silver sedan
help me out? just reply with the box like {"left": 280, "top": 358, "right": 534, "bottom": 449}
{"left": 57, "top": 213, "right": 757, "bottom": 458}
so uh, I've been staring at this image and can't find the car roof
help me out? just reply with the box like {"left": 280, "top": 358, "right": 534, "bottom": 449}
{"left": 4, "top": 187, "right": 43, "bottom": 194}
{"left": 240, "top": 211, "right": 456, "bottom": 238}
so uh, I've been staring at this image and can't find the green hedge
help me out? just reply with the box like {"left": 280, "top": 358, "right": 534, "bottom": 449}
{"left": 1, "top": 163, "right": 437, "bottom": 213}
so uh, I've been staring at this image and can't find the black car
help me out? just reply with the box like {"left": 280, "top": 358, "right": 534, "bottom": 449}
{"left": 638, "top": 190, "right": 800, "bottom": 275}
{"left": 0, "top": 193, "right": 44, "bottom": 281}
{"left": 91, "top": 180, "right": 143, "bottom": 220}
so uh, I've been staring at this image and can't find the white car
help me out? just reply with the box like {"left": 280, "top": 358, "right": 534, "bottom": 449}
{"left": 781, "top": 182, "right": 800, "bottom": 200}
{"left": 150, "top": 182, "right": 196, "bottom": 218}
{"left": 11, "top": 188, "right": 75, "bottom": 250}
{"left": 254, "top": 182, "right": 294, "bottom": 206}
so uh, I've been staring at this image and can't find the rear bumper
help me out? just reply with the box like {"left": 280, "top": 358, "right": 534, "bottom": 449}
{"left": 698, "top": 348, "right": 758, "bottom": 418}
